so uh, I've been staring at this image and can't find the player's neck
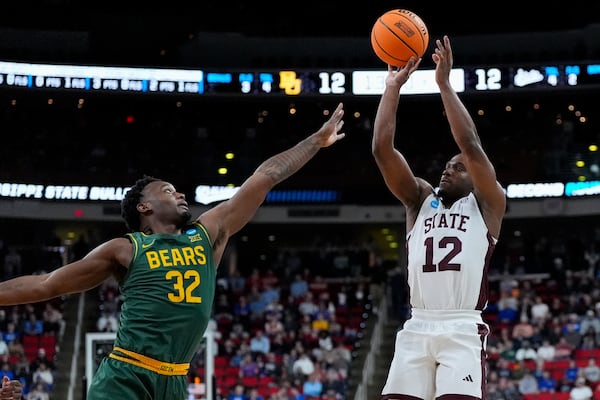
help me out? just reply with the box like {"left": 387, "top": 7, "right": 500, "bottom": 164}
{"left": 141, "top": 222, "right": 181, "bottom": 235}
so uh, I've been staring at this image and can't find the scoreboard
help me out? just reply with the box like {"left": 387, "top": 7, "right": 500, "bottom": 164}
{"left": 0, "top": 60, "right": 599, "bottom": 97}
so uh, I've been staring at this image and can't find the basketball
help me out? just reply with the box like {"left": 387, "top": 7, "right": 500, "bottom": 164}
{"left": 370, "top": 9, "right": 429, "bottom": 67}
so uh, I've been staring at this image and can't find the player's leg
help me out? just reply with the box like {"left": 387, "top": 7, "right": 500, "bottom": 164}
{"left": 87, "top": 358, "right": 152, "bottom": 400}
{"left": 381, "top": 324, "right": 436, "bottom": 400}
{"left": 156, "top": 374, "right": 188, "bottom": 399}
{"left": 435, "top": 322, "right": 488, "bottom": 399}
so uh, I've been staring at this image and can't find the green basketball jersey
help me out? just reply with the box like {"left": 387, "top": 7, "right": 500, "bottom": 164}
{"left": 114, "top": 222, "right": 216, "bottom": 364}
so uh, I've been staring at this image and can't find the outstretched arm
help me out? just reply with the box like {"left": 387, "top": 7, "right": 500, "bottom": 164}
{"left": 199, "top": 102, "right": 346, "bottom": 265}
{"left": 372, "top": 58, "right": 433, "bottom": 228}
{"left": 433, "top": 35, "right": 506, "bottom": 237}
{"left": 0, "top": 238, "right": 130, "bottom": 306}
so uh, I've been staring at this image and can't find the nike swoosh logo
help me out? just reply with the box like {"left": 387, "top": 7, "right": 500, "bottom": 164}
{"left": 141, "top": 240, "right": 156, "bottom": 249}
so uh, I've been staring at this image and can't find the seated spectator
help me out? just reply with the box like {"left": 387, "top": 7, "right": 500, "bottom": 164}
{"left": 325, "top": 342, "right": 352, "bottom": 376}
{"left": 228, "top": 269, "right": 246, "bottom": 296}
{"left": 248, "top": 288, "right": 267, "bottom": 318}
{"left": 562, "top": 320, "right": 583, "bottom": 349}
{"left": 249, "top": 330, "right": 270, "bottom": 358}
{"left": 554, "top": 337, "right": 575, "bottom": 360}
{"left": 263, "top": 298, "right": 284, "bottom": 322}
{"left": 264, "top": 314, "right": 284, "bottom": 338}
{"left": 14, "top": 354, "right": 31, "bottom": 384}
{"left": 321, "top": 388, "right": 343, "bottom": 400}
{"left": 2, "top": 323, "right": 19, "bottom": 345}
{"left": 496, "top": 376, "right": 522, "bottom": 399}
{"left": 269, "top": 332, "right": 290, "bottom": 355}
{"left": 302, "top": 372, "right": 323, "bottom": 398}
{"left": 238, "top": 354, "right": 260, "bottom": 378}
{"left": 23, "top": 313, "right": 44, "bottom": 337}
{"left": 0, "top": 362, "right": 15, "bottom": 381}
{"left": 259, "top": 284, "right": 280, "bottom": 312}
{"left": 579, "top": 309, "right": 600, "bottom": 345}
{"left": 292, "top": 352, "right": 315, "bottom": 380}
{"left": 580, "top": 334, "right": 597, "bottom": 350}
{"left": 42, "top": 302, "right": 65, "bottom": 339}
{"left": 510, "top": 360, "right": 529, "bottom": 381}
{"left": 569, "top": 377, "right": 593, "bottom": 400}
{"left": 228, "top": 383, "right": 248, "bottom": 400}
{"left": 512, "top": 315, "right": 535, "bottom": 345}
{"left": 30, "top": 348, "right": 55, "bottom": 372}
{"left": 262, "top": 352, "right": 281, "bottom": 378}
{"left": 98, "top": 278, "right": 120, "bottom": 303}
{"left": 537, "top": 370, "right": 557, "bottom": 393}
{"left": 311, "top": 311, "right": 330, "bottom": 333}
{"left": 316, "top": 330, "right": 334, "bottom": 355}
{"left": 321, "top": 367, "right": 346, "bottom": 397}
{"left": 100, "top": 290, "right": 121, "bottom": 317}
{"left": 232, "top": 295, "right": 251, "bottom": 329}
{"left": 536, "top": 339, "right": 556, "bottom": 362}
{"left": 31, "top": 361, "right": 54, "bottom": 392}
{"left": 515, "top": 340, "right": 538, "bottom": 362}
{"left": 26, "top": 382, "right": 50, "bottom": 400}
{"left": 7, "top": 338, "right": 24, "bottom": 359}
{"left": 353, "top": 282, "right": 367, "bottom": 306}
{"left": 230, "top": 347, "right": 245, "bottom": 369}
{"left": 219, "top": 338, "right": 237, "bottom": 360}
{"left": 581, "top": 358, "right": 600, "bottom": 385}
{"left": 247, "top": 387, "right": 263, "bottom": 400}
{"left": 496, "top": 291, "right": 519, "bottom": 324}
{"left": 97, "top": 310, "right": 119, "bottom": 333}
{"left": 518, "top": 368, "right": 539, "bottom": 394}
{"left": 563, "top": 359, "right": 579, "bottom": 385}
{"left": 532, "top": 360, "right": 545, "bottom": 381}
{"left": 0, "top": 338, "right": 8, "bottom": 357}
{"left": 556, "top": 375, "right": 573, "bottom": 393}
{"left": 498, "top": 339, "right": 517, "bottom": 363}
{"left": 530, "top": 296, "right": 551, "bottom": 325}
{"left": 299, "top": 321, "right": 319, "bottom": 348}
{"left": 290, "top": 273, "right": 309, "bottom": 301}
{"left": 298, "top": 292, "right": 319, "bottom": 317}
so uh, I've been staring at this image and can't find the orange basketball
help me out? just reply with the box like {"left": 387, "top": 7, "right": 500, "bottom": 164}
{"left": 370, "top": 9, "right": 429, "bottom": 67}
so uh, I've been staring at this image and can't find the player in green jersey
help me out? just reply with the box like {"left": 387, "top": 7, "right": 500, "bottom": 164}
{"left": 0, "top": 103, "right": 346, "bottom": 400}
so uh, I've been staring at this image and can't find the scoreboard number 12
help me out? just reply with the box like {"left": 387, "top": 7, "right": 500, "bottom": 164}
{"left": 318, "top": 72, "right": 346, "bottom": 94}
{"left": 474, "top": 68, "right": 502, "bottom": 91}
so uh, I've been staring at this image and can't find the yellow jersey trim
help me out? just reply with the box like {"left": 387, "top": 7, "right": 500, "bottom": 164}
{"left": 109, "top": 346, "right": 190, "bottom": 376}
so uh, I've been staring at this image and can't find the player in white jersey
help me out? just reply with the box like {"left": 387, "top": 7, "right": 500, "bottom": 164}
{"left": 371, "top": 35, "right": 506, "bottom": 400}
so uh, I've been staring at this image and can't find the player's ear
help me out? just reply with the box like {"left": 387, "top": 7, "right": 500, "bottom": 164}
{"left": 137, "top": 202, "right": 151, "bottom": 213}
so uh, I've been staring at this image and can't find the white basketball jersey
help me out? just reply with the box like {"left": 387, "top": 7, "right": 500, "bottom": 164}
{"left": 406, "top": 192, "right": 496, "bottom": 310}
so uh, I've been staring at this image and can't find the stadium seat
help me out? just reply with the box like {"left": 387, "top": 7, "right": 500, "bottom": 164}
{"left": 241, "top": 376, "right": 259, "bottom": 388}
{"left": 575, "top": 348, "right": 600, "bottom": 360}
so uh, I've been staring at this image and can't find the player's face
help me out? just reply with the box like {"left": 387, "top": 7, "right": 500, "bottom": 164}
{"left": 438, "top": 154, "right": 473, "bottom": 199}
{"left": 140, "top": 181, "right": 191, "bottom": 224}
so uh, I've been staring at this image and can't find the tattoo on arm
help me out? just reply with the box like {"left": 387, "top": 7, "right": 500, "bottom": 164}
{"left": 256, "top": 139, "right": 318, "bottom": 183}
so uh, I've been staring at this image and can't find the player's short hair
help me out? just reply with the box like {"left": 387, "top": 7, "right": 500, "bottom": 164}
{"left": 121, "top": 175, "right": 160, "bottom": 232}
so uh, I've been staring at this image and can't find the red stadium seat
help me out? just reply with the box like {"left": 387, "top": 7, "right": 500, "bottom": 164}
{"left": 575, "top": 348, "right": 600, "bottom": 360}
{"left": 214, "top": 356, "right": 228, "bottom": 368}
{"left": 241, "top": 376, "right": 259, "bottom": 388}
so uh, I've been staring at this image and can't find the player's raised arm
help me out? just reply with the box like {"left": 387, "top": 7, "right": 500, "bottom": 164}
{"left": 433, "top": 35, "right": 506, "bottom": 237}
{"left": 199, "top": 103, "right": 346, "bottom": 265}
